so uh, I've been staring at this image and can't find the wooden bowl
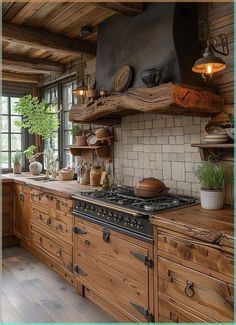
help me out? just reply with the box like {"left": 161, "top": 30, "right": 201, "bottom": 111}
{"left": 134, "top": 177, "right": 168, "bottom": 198}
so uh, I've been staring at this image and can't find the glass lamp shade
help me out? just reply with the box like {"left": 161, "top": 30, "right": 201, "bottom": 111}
{"left": 73, "top": 79, "right": 87, "bottom": 96}
{"left": 192, "top": 45, "right": 226, "bottom": 76}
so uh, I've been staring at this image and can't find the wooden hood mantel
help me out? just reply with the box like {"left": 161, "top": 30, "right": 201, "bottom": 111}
{"left": 69, "top": 82, "right": 224, "bottom": 124}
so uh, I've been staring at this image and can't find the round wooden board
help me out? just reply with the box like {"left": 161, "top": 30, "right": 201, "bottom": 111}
{"left": 114, "top": 65, "right": 132, "bottom": 92}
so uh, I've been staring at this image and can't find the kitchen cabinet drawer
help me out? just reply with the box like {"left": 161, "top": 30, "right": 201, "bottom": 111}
{"left": 158, "top": 297, "right": 215, "bottom": 323}
{"left": 32, "top": 203, "right": 73, "bottom": 244}
{"left": 31, "top": 224, "right": 72, "bottom": 272}
{"left": 74, "top": 219, "right": 151, "bottom": 285}
{"left": 158, "top": 257, "right": 234, "bottom": 322}
{"left": 75, "top": 251, "right": 149, "bottom": 322}
{"left": 158, "top": 233, "right": 234, "bottom": 279}
{"left": 31, "top": 189, "right": 73, "bottom": 214}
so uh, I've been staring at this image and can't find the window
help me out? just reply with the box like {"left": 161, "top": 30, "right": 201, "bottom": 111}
{"left": 1, "top": 96, "right": 24, "bottom": 169}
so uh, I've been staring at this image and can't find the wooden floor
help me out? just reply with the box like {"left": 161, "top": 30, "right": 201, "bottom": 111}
{"left": 2, "top": 246, "right": 116, "bottom": 323}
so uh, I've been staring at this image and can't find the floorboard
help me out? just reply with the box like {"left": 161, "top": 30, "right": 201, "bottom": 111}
{"left": 2, "top": 246, "right": 116, "bottom": 323}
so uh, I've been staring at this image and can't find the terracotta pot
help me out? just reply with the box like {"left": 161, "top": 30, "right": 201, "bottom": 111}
{"left": 75, "top": 135, "right": 87, "bottom": 146}
{"left": 13, "top": 163, "right": 22, "bottom": 174}
{"left": 134, "top": 177, "right": 168, "bottom": 198}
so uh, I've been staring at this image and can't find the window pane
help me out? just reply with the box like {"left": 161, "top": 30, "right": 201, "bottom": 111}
{"left": 1, "top": 152, "right": 9, "bottom": 168}
{"left": 11, "top": 97, "right": 20, "bottom": 114}
{"left": 1, "top": 134, "right": 9, "bottom": 151}
{"left": 11, "top": 116, "right": 22, "bottom": 132}
{"left": 64, "top": 150, "right": 74, "bottom": 167}
{"left": 11, "top": 134, "right": 22, "bottom": 151}
{"left": 64, "top": 131, "right": 73, "bottom": 146}
{"left": 64, "top": 111, "right": 73, "bottom": 129}
{"left": 52, "top": 132, "right": 59, "bottom": 150}
{"left": 2, "top": 115, "right": 9, "bottom": 132}
{"left": 1, "top": 97, "right": 8, "bottom": 114}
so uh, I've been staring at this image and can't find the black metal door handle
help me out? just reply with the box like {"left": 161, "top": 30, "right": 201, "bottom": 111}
{"left": 103, "top": 228, "right": 110, "bottom": 242}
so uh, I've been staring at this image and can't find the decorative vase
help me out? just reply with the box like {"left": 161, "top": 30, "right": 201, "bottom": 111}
{"left": 200, "top": 189, "right": 224, "bottom": 210}
{"left": 29, "top": 161, "right": 42, "bottom": 175}
{"left": 13, "top": 163, "right": 22, "bottom": 174}
{"left": 44, "top": 139, "right": 54, "bottom": 176}
{"left": 141, "top": 68, "right": 162, "bottom": 87}
{"left": 75, "top": 135, "right": 87, "bottom": 146}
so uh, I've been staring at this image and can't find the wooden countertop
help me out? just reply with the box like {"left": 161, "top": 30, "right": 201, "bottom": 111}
{"left": 150, "top": 205, "right": 234, "bottom": 251}
{"left": 2, "top": 173, "right": 101, "bottom": 199}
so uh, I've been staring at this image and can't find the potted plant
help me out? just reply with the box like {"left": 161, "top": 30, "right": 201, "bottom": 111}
{"left": 12, "top": 151, "right": 22, "bottom": 174}
{"left": 15, "top": 95, "right": 60, "bottom": 174}
{"left": 71, "top": 125, "right": 87, "bottom": 146}
{"left": 196, "top": 159, "right": 225, "bottom": 210}
{"left": 24, "top": 145, "right": 42, "bottom": 176}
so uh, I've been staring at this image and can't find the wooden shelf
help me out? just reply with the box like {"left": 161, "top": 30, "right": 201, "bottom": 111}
{"left": 191, "top": 143, "right": 234, "bottom": 149}
{"left": 67, "top": 144, "right": 111, "bottom": 160}
{"left": 69, "top": 82, "right": 224, "bottom": 124}
{"left": 67, "top": 145, "right": 100, "bottom": 150}
{"left": 191, "top": 143, "right": 234, "bottom": 163}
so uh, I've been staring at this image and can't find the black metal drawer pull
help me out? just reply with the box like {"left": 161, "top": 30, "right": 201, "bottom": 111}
{"left": 72, "top": 226, "right": 87, "bottom": 234}
{"left": 103, "top": 228, "right": 110, "bottom": 242}
{"left": 73, "top": 264, "right": 87, "bottom": 276}
{"left": 84, "top": 239, "right": 91, "bottom": 246}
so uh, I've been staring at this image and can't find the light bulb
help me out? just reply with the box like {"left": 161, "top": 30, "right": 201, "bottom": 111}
{"left": 206, "top": 64, "right": 213, "bottom": 75}
{"left": 79, "top": 90, "right": 85, "bottom": 96}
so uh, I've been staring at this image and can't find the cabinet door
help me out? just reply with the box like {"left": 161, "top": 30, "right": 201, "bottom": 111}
{"left": 21, "top": 187, "right": 31, "bottom": 245}
{"left": 2, "top": 183, "right": 13, "bottom": 237}
{"left": 14, "top": 185, "right": 23, "bottom": 238}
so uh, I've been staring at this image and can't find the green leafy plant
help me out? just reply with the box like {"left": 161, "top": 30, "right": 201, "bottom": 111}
{"left": 195, "top": 160, "right": 225, "bottom": 190}
{"left": 24, "top": 145, "right": 37, "bottom": 161}
{"left": 71, "top": 125, "right": 84, "bottom": 137}
{"left": 12, "top": 151, "right": 22, "bottom": 164}
{"left": 15, "top": 95, "right": 60, "bottom": 139}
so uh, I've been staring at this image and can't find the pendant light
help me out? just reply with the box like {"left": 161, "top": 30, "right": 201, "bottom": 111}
{"left": 73, "top": 53, "right": 87, "bottom": 97}
{"left": 192, "top": 4, "right": 229, "bottom": 80}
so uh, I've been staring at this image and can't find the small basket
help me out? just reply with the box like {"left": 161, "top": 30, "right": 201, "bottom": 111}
{"left": 58, "top": 170, "right": 75, "bottom": 181}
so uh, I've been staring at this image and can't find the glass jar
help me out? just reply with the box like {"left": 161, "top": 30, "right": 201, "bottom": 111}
{"left": 90, "top": 166, "right": 102, "bottom": 186}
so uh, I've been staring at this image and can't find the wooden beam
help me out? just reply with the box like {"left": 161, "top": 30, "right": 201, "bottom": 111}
{"left": 3, "top": 53, "right": 65, "bottom": 75}
{"left": 94, "top": 2, "right": 143, "bottom": 16}
{"left": 2, "top": 71, "right": 41, "bottom": 84}
{"left": 2, "top": 21, "right": 97, "bottom": 56}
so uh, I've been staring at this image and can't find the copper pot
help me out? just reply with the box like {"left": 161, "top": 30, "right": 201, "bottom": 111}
{"left": 134, "top": 177, "right": 168, "bottom": 198}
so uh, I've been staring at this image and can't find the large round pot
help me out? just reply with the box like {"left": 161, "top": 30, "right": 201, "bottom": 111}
{"left": 75, "top": 135, "right": 87, "bottom": 146}
{"left": 13, "top": 163, "right": 22, "bottom": 174}
{"left": 29, "top": 161, "right": 42, "bottom": 175}
{"left": 200, "top": 189, "right": 224, "bottom": 210}
{"left": 134, "top": 177, "right": 168, "bottom": 198}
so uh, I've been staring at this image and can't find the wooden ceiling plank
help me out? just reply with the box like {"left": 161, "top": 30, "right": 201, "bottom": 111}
{"left": 2, "top": 71, "right": 41, "bottom": 84}
{"left": 92, "top": 2, "right": 143, "bottom": 16}
{"left": 3, "top": 2, "right": 28, "bottom": 21}
{"left": 2, "top": 53, "right": 65, "bottom": 75}
{"left": 3, "top": 22, "right": 97, "bottom": 56}
{"left": 11, "top": 2, "right": 46, "bottom": 25}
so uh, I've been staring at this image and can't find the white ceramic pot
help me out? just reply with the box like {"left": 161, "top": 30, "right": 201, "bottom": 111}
{"left": 200, "top": 189, "right": 224, "bottom": 210}
{"left": 29, "top": 161, "right": 42, "bottom": 175}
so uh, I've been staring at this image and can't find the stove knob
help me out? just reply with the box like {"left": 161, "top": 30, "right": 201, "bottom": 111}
{"left": 97, "top": 208, "right": 103, "bottom": 216}
{"left": 107, "top": 212, "right": 113, "bottom": 219}
{"left": 117, "top": 215, "right": 123, "bottom": 222}
{"left": 124, "top": 217, "right": 130, "bottom": 225}
{"left": 137, "top": 221, "right": 143, "bottom": 228}
{"left": 91, "top": 206, "right": 95, "bottom": 212}
{"left": 130, "top": 219, "right": 137, "bottom": 227}
{"left": 76, "top": 202, "right": 81, "bottom": 209}
{"left": 84, "top": 204, "right": 89, "bottom": 211}
{"left": 113, "top": 214, "right": 118, "bottom": 221}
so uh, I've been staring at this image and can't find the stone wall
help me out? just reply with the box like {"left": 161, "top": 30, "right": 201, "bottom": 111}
{"left": 114, "top": 114, "right": 210, "bottom": 197}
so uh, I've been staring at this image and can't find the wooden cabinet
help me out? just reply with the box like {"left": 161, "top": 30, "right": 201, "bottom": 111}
{"left": 151, "top": 206, "right": 234, "bottom": 323}
{"left": 14, "top": 184, "right": 31, "bottom": 244}
{"left": 73, "top": 217, "right": 154, "bottom": 322}
{"left": 2, "top": 182, "right": 17, "bottom": 247}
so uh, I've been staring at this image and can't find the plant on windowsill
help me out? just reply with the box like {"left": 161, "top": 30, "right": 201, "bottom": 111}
{"left": 195, "top": 158, "right": 225, "bottom": 210}
{"left": 24, "top": 145, "right": 42, "bottom": 176}
{"left": 12, "top": 150, "right": 22, "bottom": 174}
{"left": 15, "top": 95, "right": 60, "bottom": 174}
{"left": 71, "top": 124, "right": 87, "bottom": 146}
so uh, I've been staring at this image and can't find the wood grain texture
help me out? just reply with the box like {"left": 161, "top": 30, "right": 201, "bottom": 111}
{"left": 2, "top": 246, "right": 115, "bottom": 323}
{"left": 2, "top": 22, "right": 97, "bottom": 56}
{"left": 2, "top": 71, "right": 41, "bottom": 84}
{"left": 69, "top": 82, "right": 224, "bottom": 123}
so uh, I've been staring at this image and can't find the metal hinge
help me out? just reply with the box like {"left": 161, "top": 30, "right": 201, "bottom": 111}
{"left": 72, "top": 226, "right": 87, "bottom": 235}
{"left": 130, "top": 251, "right": 153, "bottom": 268}
{"left": 131, "top": 302, "right": 154, "bottom": 322}
{"left": 73, "top": 264, "right": 87, "bottom": 276}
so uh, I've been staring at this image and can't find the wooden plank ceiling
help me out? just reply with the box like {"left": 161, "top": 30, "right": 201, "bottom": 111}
{"left": 2, "top": 2, "right": 143, "bottom": 81}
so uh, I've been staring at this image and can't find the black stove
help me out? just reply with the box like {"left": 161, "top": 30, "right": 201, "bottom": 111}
{"left": 72, "top": 186, "right": 199, "bottom": 243}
